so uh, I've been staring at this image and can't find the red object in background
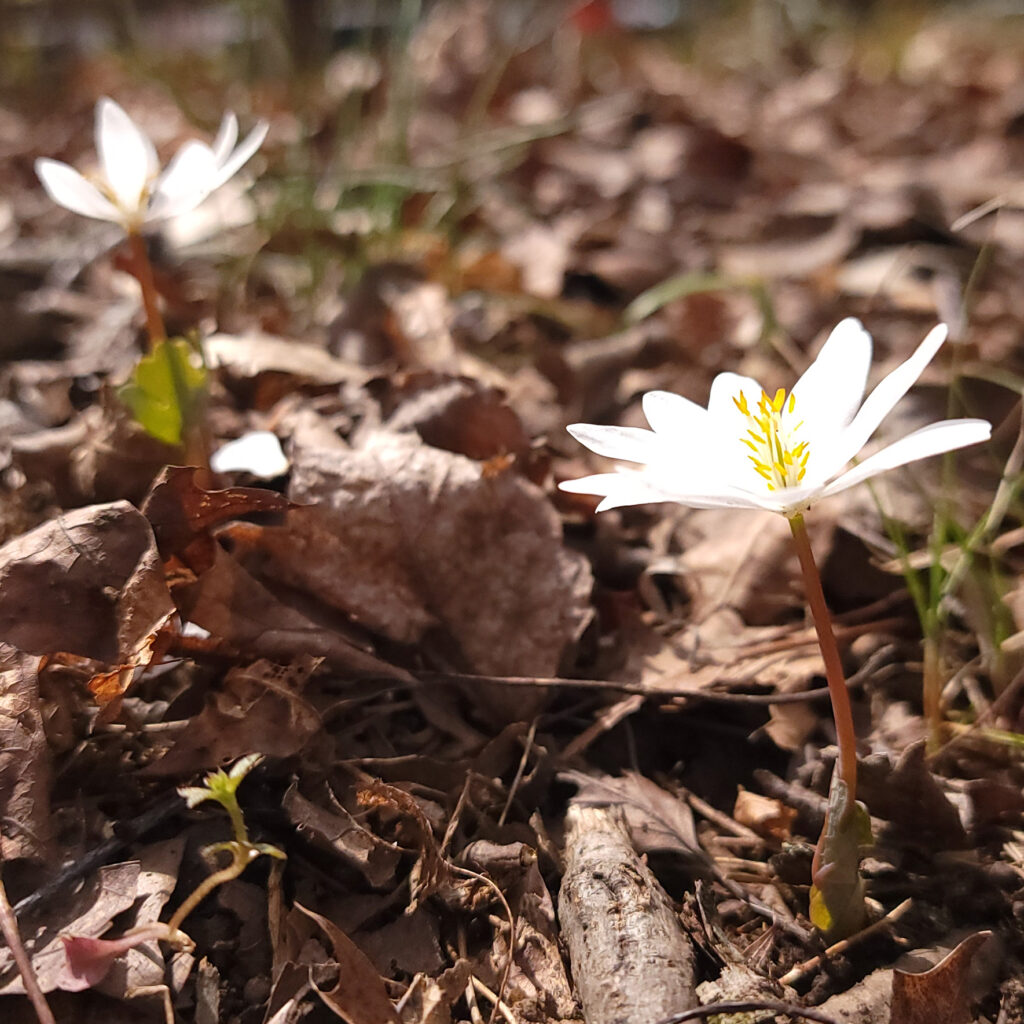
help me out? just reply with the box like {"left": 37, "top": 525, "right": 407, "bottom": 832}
{"left": 569, "top": 0, "right": 617, "bottom": 35}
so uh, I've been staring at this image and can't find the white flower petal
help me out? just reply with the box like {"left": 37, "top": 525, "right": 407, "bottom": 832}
{"left": 790, "top": 317, "right": 872, "bottom": 441}
{"left": 828, "top": 324, "right": 949, "bottom": 472}
{"left": 211, "top": 112, "right": 239, "bottom": 165}
{"left": 642, "top": 390, "right": 708, "bottom": 436}
{"left": 35, "top": 158, "right": 121, "bottom": 221}
{"left": 38, "top": 100, "right": 267, "bottom": 232}
{"left": 210, "top": 431, "right": 289, "bottom": 477}
{"left": 146, "top": 141, "right": 220, "bottom": 222}
{"left": 96, "top": 98, "right": 156, "bottom": 213}
{"left": 210, "top": 120, "right": 268, "bottom": 189}
{"left": 561, "top": 316, "right": 991, "bottom": 519}
{"left": 818, "top": 418, "right": 991, "bottom": 500}
{"left": 707, "top": 371, "right": 765, "bottom": 426}
{"left": 560, "top": 470, "right": 774, "bottom": 512}
{"left": 559, "top": 471, "right": 626, "bottom": 494}
{"left": 566, "top": 423, "right": 663, "bottom": 464}
{"left": 705, "top": 371, "right": 766, "bottom": 478}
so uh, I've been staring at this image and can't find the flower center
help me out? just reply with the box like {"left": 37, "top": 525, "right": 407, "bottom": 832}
{"left": 91, "top": 173, "right": 153, "bottom": 222}
{"left": 733, "top": 387, "right": 809, "bottom": 491}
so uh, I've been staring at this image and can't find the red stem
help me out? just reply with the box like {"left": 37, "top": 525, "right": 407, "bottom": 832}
{"left": 127, "top": 231, "right": 166, "bottom": 347}
{"left": 788, "top": 513, "right": 858, "bottom": 800}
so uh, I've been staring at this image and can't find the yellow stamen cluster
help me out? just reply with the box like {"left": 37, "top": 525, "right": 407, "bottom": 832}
{"left": 733, "top": 387, "right": 809, "bottom": 491}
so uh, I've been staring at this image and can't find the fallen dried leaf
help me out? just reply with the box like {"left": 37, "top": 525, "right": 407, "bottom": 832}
{"left": 294, "top": 902, "right": 400, "bottom": 1024}
{"left": 140, "top": 465, "right": 291, "bottom": 572}
{"left": 174, "top": 543, "right": 409, "bottom": 680}
{"left": 0, "top": 645, "right": 54, "bottom": 861}
{"left": 283, "top": 780, "right": 401, "bottom": 888}
{"left": 358, "top": 780, "right": 448, "bottom": 910}
{"left": 561, "top": 770, "right": 706, "bottom": 870}
{"left": 144, "top": 658, "right": 323, "bottom": 775}
{"left": 239, "top": 429, "right": 592, "bottom": 711}
{"left": 0, "top": 862, "right": 139, "bottom": 995}
{"left": 0, "top": 502, "right": 174, "bottom": 666}
{"left": 891, "top": 931, "right": 993, "bottom": 1024}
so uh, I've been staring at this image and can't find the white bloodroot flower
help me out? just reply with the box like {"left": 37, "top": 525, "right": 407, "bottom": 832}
{"left": 35, "top": 97, "right": 268, "bottom": 233}
{"left": 561, "top": 319, "right": 991, "bottom": 517}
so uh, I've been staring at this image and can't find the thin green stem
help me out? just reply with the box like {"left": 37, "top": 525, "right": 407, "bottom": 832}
{"left": 127, "top": 231, "right": 166, "bottom": 347}
{"left": 788, "top": 513, "right": 858, "bottom": 799}
{"left": 165, "top": 845, "right": 255, "bottom": 935}
{"left": 922, "top": 632, "right": 944, "bottom": 752}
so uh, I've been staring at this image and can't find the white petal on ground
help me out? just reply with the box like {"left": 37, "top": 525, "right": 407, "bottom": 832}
{"left": 210, "top": 431, "right": 289, "bottom": 477}
{"left": 642, "top": 390, "right": 708, "bottom": 436}
{"left": 790, "top": 317, "right": 872, "bottom": 445}
{"left": 566, "top": 423, "right": 664, "bottom": 464}
{"left": 146, "top": 141, "right": 220, "bottom": 222}
{"left": 827, "top": 323, "right": 949, "bottom": 472}
{"left": 34, "top": 159, "right": 121, "bottom": 221}
{"left": 818, "top": 417, "right": 992, "bottom": 500}
{"left": 210, "top": 121, "right": 269, "bottom": 188}
{"left": 95, "top": 98, "right": 157, "bottom": 213}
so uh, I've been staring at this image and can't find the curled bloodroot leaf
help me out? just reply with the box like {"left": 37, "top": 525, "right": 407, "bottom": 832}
{"left": 809, "top": 774, "right": 871, "bottom": 941}
{"left": 119, "top": 337, "right": 208, "bottom": 447}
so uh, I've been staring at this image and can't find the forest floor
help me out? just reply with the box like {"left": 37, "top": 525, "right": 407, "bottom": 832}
{"left": 1, "top": 3, "right": 1024, "bottom": 1022}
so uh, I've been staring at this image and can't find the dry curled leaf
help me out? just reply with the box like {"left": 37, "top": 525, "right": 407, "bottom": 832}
{"left": 358, "top": 779, "right": 448, "bottom": 910}
{"left": 293, "top": 902, "right": 400, "bottom": 1024}
{"left": 283, "top": 780, "right": 401, "bottom": 889}
{"left": 891, "top": 932, "right": 993, "bottom": 1024}
{"left": 0, "top": 501, "right": 174, "bottom": 665}
{"left": 0, "top": 644, "right": 54, "bottom": 861}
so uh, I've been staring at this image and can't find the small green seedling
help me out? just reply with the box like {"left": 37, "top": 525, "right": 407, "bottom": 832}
{"left": 61, "top": 754, "right": 284, "bottom": 992}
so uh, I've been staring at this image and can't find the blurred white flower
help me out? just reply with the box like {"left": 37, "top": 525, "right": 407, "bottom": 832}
{"left": 561, "top": 318, "right": 991, "bottom": 517}
{"left": 36, "top": 97, "right": 268, "bottom": 232}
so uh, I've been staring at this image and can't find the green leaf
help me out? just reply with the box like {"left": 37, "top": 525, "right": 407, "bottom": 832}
{"left": 119, "top": 337, "right": 208, "bottom": 446}
{"left": 809, "top": 774, "right": 871, "bottom": 940}
{"left": 623, "top": 271, "right": 748, "bottom": 325}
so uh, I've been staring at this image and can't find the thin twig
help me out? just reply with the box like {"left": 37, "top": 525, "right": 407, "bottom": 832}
{"left": 471, "top": 975, "right": 517, "bottom": 1024}
{"left": 14, "top": 793, "right": 183, "bottom": 920}
{"left": 451, "top": 864, "right": 516, "bottom": 1024}
{"left": 0, "top": 872, "right": 56, "bottom": 1024}
{"left": 498, "top": 718, "right": 537, "bottom": 827}
{"left": 457, "top": 924, "right": 486, "bottom": 1024}
{"left": 419, "top": 670, "right": 837, "bottom": 703}
{"left": 679, "top": 787, "right": 764, "bottom": 844}
{"left": 654, "top": 1000, "right": 839, "bottom": 1024}
{"left": 779, "top": 898, "right": 913, "bottom": 987}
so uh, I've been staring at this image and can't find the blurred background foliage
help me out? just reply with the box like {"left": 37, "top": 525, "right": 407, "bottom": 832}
{"left": 3, "top": 0, "right": 1022, "bottom": 96}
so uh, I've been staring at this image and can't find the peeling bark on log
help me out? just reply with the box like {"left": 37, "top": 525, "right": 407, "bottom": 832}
{"left": 559, "top": 803, "right": 697, "bottom": 1024}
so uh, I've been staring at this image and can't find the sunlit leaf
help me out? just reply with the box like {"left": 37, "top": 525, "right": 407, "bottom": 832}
{"left": 119, "top": 337, "right": 208, "bottom": 446}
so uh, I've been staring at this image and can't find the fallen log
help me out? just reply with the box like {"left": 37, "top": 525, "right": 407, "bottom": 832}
{"left": 559, "top": 803, "right": 698, "bottom": 1024}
